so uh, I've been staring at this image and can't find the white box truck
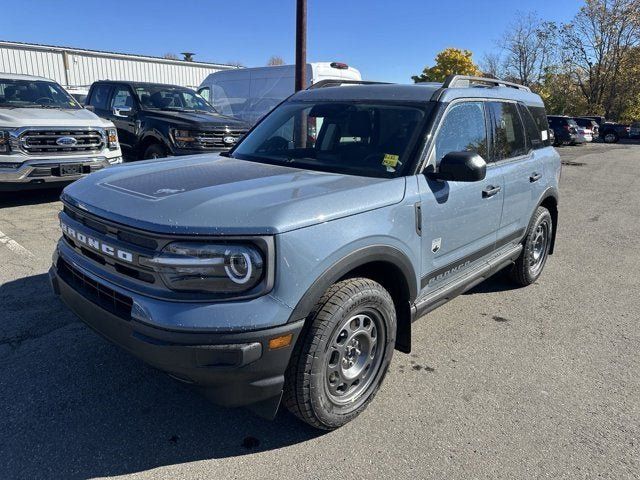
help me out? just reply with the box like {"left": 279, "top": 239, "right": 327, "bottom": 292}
{"left": 197, "top": 62, "right": 361, "bottom": 126}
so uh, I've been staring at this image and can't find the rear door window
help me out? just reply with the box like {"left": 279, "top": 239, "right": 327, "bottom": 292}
{"left": 488, "top": 102, "right": 527, "bottom": 160}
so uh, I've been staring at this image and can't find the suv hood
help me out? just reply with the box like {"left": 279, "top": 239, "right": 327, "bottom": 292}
{"left": 143, "top": 109, "right": 249, "bottom": 129}
{"left": 62, "top": 155, "right": 406, "bottom": 235}
{"left": 0, "top": 107, "right": 111, "bottom": 128}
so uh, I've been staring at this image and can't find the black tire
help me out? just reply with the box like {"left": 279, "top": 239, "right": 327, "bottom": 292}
{"left": 603, "top": 132, "right": 619, "bottom": 144}
{"left": 142, "top": 143, "right": 168, "bottom": 160}
{"left": 510, "top": 206, "right": 553, "bottom": 286}
{"left": 283, "top": 278, "right": 397, "bottom": 430}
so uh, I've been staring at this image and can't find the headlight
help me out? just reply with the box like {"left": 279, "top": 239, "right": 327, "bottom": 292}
{"left": 172, "top": 129, "right": 207, "bottom": 149}
{"left": 0, "top": 129, "right": 12, "bottom": 154}
{"left": 107, "top": 128, "right": 119, "bottom": 150}
{"left": 140, "top": 242, "right": 266, "bottom": 294}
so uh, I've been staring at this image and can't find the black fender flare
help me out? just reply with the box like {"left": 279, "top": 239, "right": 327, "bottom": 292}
{"left": 138, "top": 129, "right": 171, "bottom": 157}
{"left": 536, "top": 187, "right": 559, "bottom": 254}
{"left": 289, "top": 244, "right": 418, "bottom": 323}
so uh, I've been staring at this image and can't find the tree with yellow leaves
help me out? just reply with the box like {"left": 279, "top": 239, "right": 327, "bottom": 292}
{"left": 412, "top": 48, "right": 480, "bottom": 83}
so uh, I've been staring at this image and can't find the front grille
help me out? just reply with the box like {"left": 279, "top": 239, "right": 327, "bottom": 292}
{"left": 196, "top": 129, "right": 247, "bottom": 149}
{"left": 61, "top": 205, "right": 159, "bottom": 286}
{"left": 58, "top": 257, "right": 133, "bottom": 320}
{"left": 21, "top": 129, "right": 104, "bottom": 155}
{"left": 63, "top": 206, "right": 158, "bottom": 250}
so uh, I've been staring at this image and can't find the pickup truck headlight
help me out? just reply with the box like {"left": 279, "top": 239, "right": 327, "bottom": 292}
{"left": 172, "top": 129, "right": 208, "bottom": 149}
{"left": 107, "top": 128, "right": 119, "bottom": 150}
{"left": 0, "top": 129, "right": 12, "bottom": 154}
{"left": 140, "top": 242, "right": 266, "bottom": 294}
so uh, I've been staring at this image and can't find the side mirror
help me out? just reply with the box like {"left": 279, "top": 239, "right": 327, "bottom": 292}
{"left": 84, "top": 105, "right": 95, "bottom": 112}
{"left": 429, "top": 151, "right": 487, "bottom": 182}
{"left": 113, "top": 106, "right": 133, "bottom": 118}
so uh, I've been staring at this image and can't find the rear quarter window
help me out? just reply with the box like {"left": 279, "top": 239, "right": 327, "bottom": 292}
{"left": 530, "top": 107, "right": 551, "bottom": 146}
{"left": 518, "top": 104, "right": 544, "bottom": 150}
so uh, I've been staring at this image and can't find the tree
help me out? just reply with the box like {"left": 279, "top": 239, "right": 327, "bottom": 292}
{"left": 412, "top": 48, "right": 480, "bottom": 83}
{"left": 163, "top": 53, "right": 179, "bottom": 60}
{"left": 267, "top": 55, "right": 285, "bottom": 66}
{"left": 480, "top": 52, "right": 504, "bottom": 79}
{"left": 562, "top": 0, "right": 640, "bottom": 117}
{"left": 226, "top": 60, "right": 245, "bottom": 68}
{"left": 499, "top": 13, "right": 558, "bottom": 87}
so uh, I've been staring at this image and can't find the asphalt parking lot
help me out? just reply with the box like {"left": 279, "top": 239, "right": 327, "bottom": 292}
{"left": 1, "top": 143, "right": 639, "bottom": 479}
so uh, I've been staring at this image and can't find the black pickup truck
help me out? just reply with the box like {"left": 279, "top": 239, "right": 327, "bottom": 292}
{"left": 86, "top": 81, "right": 249, "bottom": 160}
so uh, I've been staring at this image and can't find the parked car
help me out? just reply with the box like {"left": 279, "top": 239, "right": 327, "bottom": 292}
{"left": 628, "top": 121, "right": 640, "bottom": 139}
{"left": 86, "top": 81, "right": 249, "bottom": 160}
{"left": 580, "top": 115, "right": 606, "bottom": 127}
{"left": 0, "top": 73, "right": 122, "bottom": 191}
{"left": 574, "top": 117, "right": 599, "bottom": 139}
{"left": 599, "top": 122, "right": 630, "bottom": 143}
{"left": 51, "top": 75, "right": 560, "bottom": 430}
{"left": 198, "top": 62, "right": 361, "bottom": 126}
{"left": 547, "top": 115, "right": 580, "bottom": 145}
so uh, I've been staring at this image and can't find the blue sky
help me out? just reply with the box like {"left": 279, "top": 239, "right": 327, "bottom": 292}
{"left": 4, "top": 0, "right": 583, "bottom": 83}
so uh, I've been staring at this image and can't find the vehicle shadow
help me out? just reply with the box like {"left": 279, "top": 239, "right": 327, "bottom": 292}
{"left": 463, "top": 269, "right": 523, "bottom": 295}
{"left": 0, "top": 186, "right": 64, "bottom": 208}
{"left": 0, "top": 273, "right": 323, "bottom": 480}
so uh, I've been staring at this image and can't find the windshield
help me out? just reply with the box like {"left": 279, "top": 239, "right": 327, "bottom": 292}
{"left": 0, "top": 79, "right": 80, "bottom": 109}
{"left": 232, "top": 101, "right": 429, "bottom": 178}
{"left": 134, "top": 84, "right": 216, "bottom": 113}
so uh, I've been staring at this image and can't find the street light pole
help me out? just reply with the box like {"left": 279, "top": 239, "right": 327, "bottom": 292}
{"left": 295, "top": 0, "right": 307, "bottom": 92}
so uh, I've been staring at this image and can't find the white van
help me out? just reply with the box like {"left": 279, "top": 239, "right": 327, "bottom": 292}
{"left": 198, "top": 62, "right": 361, "bottom": 126}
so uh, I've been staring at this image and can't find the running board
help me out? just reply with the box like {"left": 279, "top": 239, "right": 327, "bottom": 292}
{"left": 411, "top": 244, "right": 522, "bottom": 321}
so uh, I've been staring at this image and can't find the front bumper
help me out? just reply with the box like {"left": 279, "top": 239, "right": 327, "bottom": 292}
{"left": 49, "top": 251, "right": 304, "bottom": 411}
{"left": 0, "top": 155, "right": 122, "bottom": 190}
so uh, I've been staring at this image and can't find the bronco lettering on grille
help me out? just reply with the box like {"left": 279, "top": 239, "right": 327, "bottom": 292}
{"left": 61, "top": 221, "right": 133, "bottom": 263}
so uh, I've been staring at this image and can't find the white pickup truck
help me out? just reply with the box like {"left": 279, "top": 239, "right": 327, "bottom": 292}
{"left": 0, "top": 73, "right": 122, "bottom": 190}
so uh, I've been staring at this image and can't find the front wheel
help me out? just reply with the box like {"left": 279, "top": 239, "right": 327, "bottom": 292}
{"left": 603, "top": 132, "right": 619, "bottom": 143}
{"left": 510, "top": 206, "right": 553, "bottom": 286}
{"left": 142, "top": 143, "right": 168, "bottom": 160}
{"left": 283, "top": 278, "right": 396, "bottom": 430}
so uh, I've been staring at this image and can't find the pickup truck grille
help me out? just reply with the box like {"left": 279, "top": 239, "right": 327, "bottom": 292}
{"left": 196, "top": 128, "right": 247, "bottom": 149}
{"left": 21, "top": 129, "right": 104, "bottom": 155}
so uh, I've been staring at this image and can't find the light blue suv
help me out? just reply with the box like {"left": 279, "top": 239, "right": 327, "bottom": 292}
{"left": 50, "top": 75, "right": 560, "bottom": 430}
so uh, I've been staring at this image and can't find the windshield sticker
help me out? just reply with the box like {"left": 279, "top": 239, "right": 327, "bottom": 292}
{"left": 382, "top": 154, "right": 401, "bottom": 172}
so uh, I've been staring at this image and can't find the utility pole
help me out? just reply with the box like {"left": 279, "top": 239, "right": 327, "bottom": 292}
{"left": 294, "top": 0, "right": 308, "bottom": 147}
{"left": 295, "top": 0, "right": 307, "bottom": 92}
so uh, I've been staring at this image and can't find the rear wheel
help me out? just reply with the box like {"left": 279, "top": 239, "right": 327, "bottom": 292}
{"left": 283, "top": 278, "right": 396, "bottom": 430}
{"left": 510, "top": 206, "right": 553, "bottom": 286}
{"left": 142, "top": 143, "right": 168, "bottom": 160}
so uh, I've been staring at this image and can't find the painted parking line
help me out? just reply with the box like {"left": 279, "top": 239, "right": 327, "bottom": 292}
{"left": 0, "top": 230, "right": 35, "bottom": 259}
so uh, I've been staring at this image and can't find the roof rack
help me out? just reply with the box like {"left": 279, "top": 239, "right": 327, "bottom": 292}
{"left": 307, "top": 79, "right": 392, "bottom": 90}
{"left": 441, "top": 75, "right": 531, "bottom": 92}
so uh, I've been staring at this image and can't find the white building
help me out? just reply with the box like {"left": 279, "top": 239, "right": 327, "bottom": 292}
{"left": 0, "top": 40, "right": 238, "bottom": 90}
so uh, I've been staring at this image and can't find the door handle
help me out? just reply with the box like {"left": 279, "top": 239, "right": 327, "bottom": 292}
{"left": 530, "top": 172, "right": 542, "bottom": 182}
{"left": 482, "top": 185, "right": 501, "bottom": 198}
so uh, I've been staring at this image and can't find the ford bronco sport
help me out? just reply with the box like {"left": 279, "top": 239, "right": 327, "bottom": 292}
{"left": 50, "top": 76, "right": 560, "bottom": 430}
{"left": 0, "top": 73, "right": 122, "bottom": 190}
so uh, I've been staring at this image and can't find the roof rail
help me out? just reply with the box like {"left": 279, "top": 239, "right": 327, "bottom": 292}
{"left": 441, "top": 75, "right": 531, "bottom": 92}
{"left": 307, "top": 79, "right": 392, "bottom": 90}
